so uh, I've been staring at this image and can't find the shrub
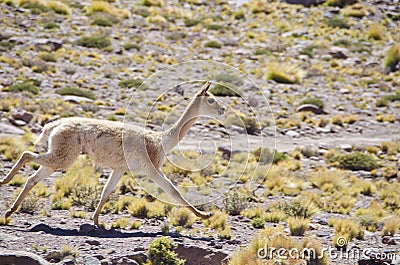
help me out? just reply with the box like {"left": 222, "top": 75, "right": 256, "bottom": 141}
{"left": 264, "top": 210, "right": 286, "bottom": 223}
{"left": 123, "top": 42, "right": 141, "bottom": 51}
{"left": 266, "top": 63, "right": 304, "bottom": 84}
{"left": 118, "top": 78, "right": 145, "bottom": 88}
{"left": 55, "top": 87, "right": 96, "bottom": 100}
{"left": 141, "top": 0, "right": 163, "bottom": 7}
{"left": 184, "top": 19, "right": 200, "bottom": 27}
{"left": 223, "top": 190, "right": 248, "bottom": 215}
{"left": 91, "top": 17, "right": 114, "bottom": 26}
{"left": 111, "top": 217, "right": 130, "bottom": 229}
{"left": 342, "top": 4, "right": 367, "bottom": 18}
{"left": 204, "top": 41, "right": 222, "bottom": 49}
{"left": 376, "top": 98, "right": 389, "bottom": 107}
{"left": 337, "top": 152, "right": 378, "bottom": 171}
{"left": 331, "top": 218, "right": 364, "bottom": 249}
{"left": 9, "top": 175, "right": 26, "bottom": 187}
{"left": 326, "top": 16, "right": 350, "bottom": 29}
{"left": 85, "top": 1, "right": 129, "bottom": 19}
{"left": 287, "top": 217, "right": 309, "bottom": 236}
{"left": 39, "top": 52, "right": 57, "bottom": 62}
{"left": 70, "top": 211, "right": 87, "bottom": 219}
{"left": 148, "top": 237, "right": 184, "bottom": 265}
{"left": 382, "top": 217, "right": 400, "bottom": 236}
{"left": 9, "top": 81, "right": 40, "bottom": 95}
{"left": 204, "top": 210, "right": 227, "bottom": 231}
{"left": 18, "top": 0, "right": 48, "bottom": 13}
{"left": 271, "top": 199, "right": 318, "bottom": 218}
{"left": 0, "top": 218, "right": 11, "bottom": 226}
{"left": 19, "top": 193, "right": 40, "bottom": 214}
{"left": 368, "top": 23, "right": 386, "bottom": 40}
{"left": 77, "top": 35, "right": 111, "bottom": 49}
{"left": 299, "top": 98, "right": 325, "bottom": 109}
{"left": 47, "top": 1, "right": 70, "bottom": 15}
{"left": 209, "top": 84, "right": 239, "bottom": 97}
{"left": 51, "top": 198, "right": 71, "bottom": 210}
{"left": 43, "top": 22, "right": 59, "bottom": 29}
{"left": 169, "top": 207, "right": 195, "bottom": 228}
{"left": 381, "top": 166, "right": 398, "bottom": 180}
{"left": 326, "top": 0, "right": 357, "bottom": 7}
{"left": 384, "top": 44, "right": 400, "bottom": 73}
{"left": 252, "top": 217, "right": 265, "bottom": 229}
{"left": 128, "top": 198, "right": 149, "bottom": 218}
{"left": 131, "top": 220, "right": 142, "bottom": 229}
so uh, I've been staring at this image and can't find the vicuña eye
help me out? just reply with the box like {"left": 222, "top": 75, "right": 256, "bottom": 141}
{"left": 207, "top": 98, "right": 215, "bottom": 104}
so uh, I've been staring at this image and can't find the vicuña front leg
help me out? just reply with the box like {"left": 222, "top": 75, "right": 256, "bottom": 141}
{"left": 92, "top": 169, "right": 125, "bottom": 226}
{"left": 0, "top": 151, "right": 37, "bottom": 185}
{"left": 5, "top": 166, "right": 53, "bottom": 218}
{"left": 150, "top": 170, "right": 213, "bottom": 219}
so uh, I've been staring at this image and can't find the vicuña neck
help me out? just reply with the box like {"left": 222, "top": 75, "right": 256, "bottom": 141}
{"left": 161, "top": 97, "right": 200, "bottom": 153}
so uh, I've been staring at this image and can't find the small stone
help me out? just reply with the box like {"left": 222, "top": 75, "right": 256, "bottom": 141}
{"left": 64, "top": 95, "right": 94, "bottom": 104}
{"left": 85, "top": 256, "right": 101, "bottom": 265}
{"left": 11, "top": 109, "right": 34, "bottom": 123}
{"left": 9, "top": 118, "right": 26, "bottom": 127}
{"left": 79, "top": 224, "right": 96, "bottom": 234}
{"left": 340, "top": 144, "right": 353, "bottom": 152}
{"left": 382, "top": 236, "right": 396, "bottom": 245}
{"left": 286, "top": 130, "right": 300, "bottom": 138}
{"left": 0, "top": 123, "right": 25, "bottom": 135}
{"left": 85, "top": 239, "right": 101, "bottom": 246}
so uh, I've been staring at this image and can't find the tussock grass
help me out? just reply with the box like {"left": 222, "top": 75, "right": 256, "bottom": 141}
{"left": 287, "top": 217, "right": 309, "bottom": 236}
{"left": 169, "top": 207, "right": 195, "bottom": 228}
{"left": 56, "top": 87, "right": 96, "bottom": 100}
{"left": 382, "top": 217, "right": 400, "bottom": 236}
{"left": 266, "top": 63, "right": 305, "bottom": 84}
{"left": 384, "top": 44, "right": 400, "bottom": 73}
{"left": 85, "top": 1, "right": 129, "bottom": 19}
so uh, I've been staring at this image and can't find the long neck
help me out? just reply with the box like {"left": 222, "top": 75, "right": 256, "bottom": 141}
{"left": 161, "top": 98, "right": 200, "bottom": 153}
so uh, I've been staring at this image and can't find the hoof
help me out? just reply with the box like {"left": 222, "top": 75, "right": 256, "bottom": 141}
{"left": 199, "top": 211, "right": 213, "bottom": 219}
{"left": 4, "top": 210, "right": 12, "bottom": 219}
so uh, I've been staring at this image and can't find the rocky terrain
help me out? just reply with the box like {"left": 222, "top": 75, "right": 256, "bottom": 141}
{"left": 0, "top": 0, "right": 400, "bottom": 264}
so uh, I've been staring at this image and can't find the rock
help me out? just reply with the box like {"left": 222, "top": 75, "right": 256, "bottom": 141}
{"left": 79, "top": 224, "right": 96, "bottom": 234}
{"left": 85, "top": 239, "right": 101, "bottom": 246}
{"left": 11, "top": 109, "right": 33, "bottom": 123}
{"left": 382, "top": 236, "right": 396, "bottom": 245}
{"left": 176, "top": 244, "right": 228, "bottom": 265}
{"left": 286, "top": 130, "right": 300, "bottom": 138}
{"left": 316, "top": 127, "right": 332, "bottom": 134}
{"left": 85, "top": 256, "right": 101, "bottom": 265}
{"left": 340, "top": 144, "right": 353, "bottom": 152}
{"left": 0, "top": 123, "right": 25, "bottom": 135}
{"left": 9, "top": 118, "right": 26, "bottom": 127}
{"left": 45, "top": 251, "right": 62, "bottom": 262}
{"left": 329, "top": 47, "right": 349, "bottom": 59}
{"left": 296, "top": 104, "right": 327, "bottom": 115}
{"left": 64, "top": 96, "right": 94, "bottom": 104}
{"left": 0, "top": 249, "right": 49, "bottom": 265}
{"left": 33, "top": 38, "right": 63, "bottom": 51}
{"left": 61, "top": 258, "right": 76, "bottom": 265}
{"left": 111, "top": 252, "right": 147, "bottom": 265}
{"left": 281, "top": 0, "right": 325, "bottom": 6}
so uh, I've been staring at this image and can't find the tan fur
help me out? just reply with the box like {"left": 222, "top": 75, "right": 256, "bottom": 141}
{"left": 1, "top": 82, "right": 225, "bottom": 225}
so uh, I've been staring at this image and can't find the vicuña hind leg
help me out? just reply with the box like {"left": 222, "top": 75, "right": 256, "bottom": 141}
{"left": 0, "top": 151, "right": 38, "bottom": 185}
{"left": 149, "top": 170, "right": 213, "bottom": 219}
{"left": 5, "top": 166, "right": 53, "bottom": 218}
{"left": 92, "top": 169, "right": 125, "bottom": 226}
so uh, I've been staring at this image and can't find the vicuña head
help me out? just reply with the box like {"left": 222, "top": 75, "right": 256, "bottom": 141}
{"left": 1, "top": 81, "right": 225, "bottom": 226}
{"left": 195, "top": 81, "right": 225, "bottom": 116}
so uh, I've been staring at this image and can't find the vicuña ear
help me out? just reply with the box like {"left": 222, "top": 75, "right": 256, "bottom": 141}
{"left": 197, "top": 81, "right": 212, "bottom": 97}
